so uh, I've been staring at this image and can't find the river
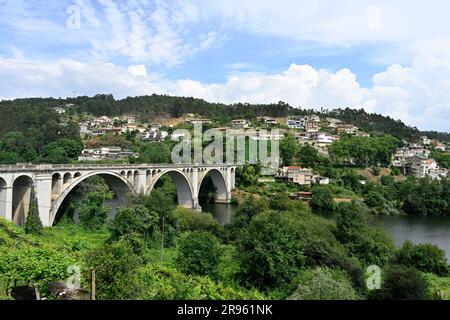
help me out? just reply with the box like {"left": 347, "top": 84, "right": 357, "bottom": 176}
{"left": 378, "top": 215, "right": 450, "bottom": 260}
{"left": 201, "top": 203, "right": 238, "bottom": 226}
{"left": 203, "top": 203, "right": 450, "bottom": 260}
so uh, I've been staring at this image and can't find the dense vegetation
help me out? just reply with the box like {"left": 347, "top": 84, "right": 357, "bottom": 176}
{"left": 2, "top": 183, "right": 449, "bottom": 300}
{"left": 1, "top": 95, "right": 448, "bottom": 146}
{"left": 0, "top": 94, "right": 449, "bottom": 301}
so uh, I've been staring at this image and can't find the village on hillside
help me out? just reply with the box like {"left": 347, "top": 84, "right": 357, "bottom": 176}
{"left": 52, "top": 105, "right": 450, "bottom": 188}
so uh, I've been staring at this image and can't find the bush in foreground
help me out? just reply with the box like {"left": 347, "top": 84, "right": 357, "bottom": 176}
{"left": 370, "top": 265, "right": 428, "bottom": 300}
{"left": 395, "top": 241, "right": 449, "bottom": 276}
{"left": 175, "top": 231, "right": 223, "bottom": 278}
{"left": 289, "top": 267, "right": 359, "bottom": 300}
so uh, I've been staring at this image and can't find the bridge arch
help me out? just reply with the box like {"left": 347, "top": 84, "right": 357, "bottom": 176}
{"left": 147, "top": 169, "right": 194, "bottom": 208}
{"left": 63, "top": 172, "right": 72, "bottom": 185}
{"left": 50, "top": 171, "right": 136, "bottom": 226}
{"left": 0, "top": 177, "right": 7, "bottom": 220}
{"left": 12, "top": 175, "right": 34, "bottom": 226}
{"left": 198, "top": 168, "right": 229, "bottom": 204}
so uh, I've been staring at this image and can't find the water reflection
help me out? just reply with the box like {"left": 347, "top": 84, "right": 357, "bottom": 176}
{"left": 201, "top": 203, "right": 238, "bottom": 226}
{"left": 378, "top": 215, "right": 450, "bottom": 260}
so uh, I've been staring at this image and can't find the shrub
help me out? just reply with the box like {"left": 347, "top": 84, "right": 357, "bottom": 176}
{"left": 174, "top": 232, "right": 223, "bottom": 278}
{"left": 109, "top": 205, "right": 159, "bottom": 246}
{"left": 311, "top": 185, "right": 334, "bottom": 212}
{"left": 370, "top": 265, "right": 428, "bottom": 300}
{"left": 289, "top": 267, "right": 359, "bottom": 300}
{"left": 85, "top": 239, "right": 141, "bottom": 300}
{"left": 236, "top": 210, "right": 305, "bottom": 291}
{"left": 381, "top": 175, "right": 395, "bottom": 186}
{"left": 137, "top": 264, "right": 266, "bottom": 300}
{"left": 173, "top": 208, "right": 222, "bottom": 236}
{"left": 395, "top": 241, "right": 449, "bottom": 276}
{"left": 225, "top": 196, "right": 269, "bottom": 241}
{"left": 78, "top": 191, "right": 113, "bottom": 230}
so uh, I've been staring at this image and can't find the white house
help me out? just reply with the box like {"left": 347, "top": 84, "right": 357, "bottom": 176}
{"left": 231, "top": 119, "right": 251, "bottom": 129}
{"left": 310, "top": 132, "right": 337, "bottom": 147}
{"left": 287, "top": 119, "right": 304, "bottom": 130}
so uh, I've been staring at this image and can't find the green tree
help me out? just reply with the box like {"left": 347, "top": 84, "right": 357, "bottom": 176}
{"left": 226, "top": 196, "right": 269, "bottom": 241}
{"left": 173, "top": 207, "right": 222, "bottom": 235}
{"left": 335, "top": 202, "right": 394, "bottom": 266}
{"left": 311, "top": 185, "right": 334, "bottom": 212}
{"left": 24, "top": 188, "right": 43, "bottom": 235}
{"left": 395, "top": 241, "right": 449, "bottom": 276}
{"left": 381, "top": 175, "right": 395, "bottom": 186}
{"left": 289, "top": 267, "right": 359, "bottom": 300}
{"left": 236, "top": 210, "right": 305, "bottom": 291}
{"left": 0, "top": 132, "right": 37, "bottom": 163}
{"left": 400, "top": 178, "right": 450, "bottom": 217}
{"left": 38, "top": 138, "right": 83, "bottom": 163}
{"left": 85, "top": 239, "right": 141, "bottom": 300}
{"left": 298, "top": 144, "right": 320, "bottom": 168}
{"left": 280, "top": 134, "right": 300, "bottom": 166}
{"left": 235, "top": 165, "right": 259, "bottom": 188}
{"left": 78, "top": 190, "right": 113, "bottom": 230}
{"left": 370, "top": 265, "right": 428, "bottom": 300}
{"left": 329, "top": 135, "right": 399, "bottom": 167}
{"left": 174, "top": 231, "right": 222, "bottom": 278}
{"left": 109, "top": 205, "right": 159, "bottom": 250}
{"left": 431, "top": 150, "right": 450, "bottom": 169}
{"left": 137, "top": 142, "right": 172, "bottom": 163}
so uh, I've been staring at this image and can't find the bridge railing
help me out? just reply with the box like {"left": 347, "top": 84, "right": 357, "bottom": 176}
{"left": 0, "top": 163, "right": 238, "bottom": 172}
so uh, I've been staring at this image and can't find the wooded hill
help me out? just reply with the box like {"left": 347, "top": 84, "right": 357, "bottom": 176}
{"left": 0, "top": 94, "right": 448, "bottom": 142}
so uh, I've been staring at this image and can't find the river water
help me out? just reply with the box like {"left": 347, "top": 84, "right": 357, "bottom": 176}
{"left": 201, "top": 203, "right": 238, "bottom": 226}
{"left": 378, "top": 215, "right": 450, "bottom": 260}
{"left": 203, "top": 203, "right": 450, "bottom": 260}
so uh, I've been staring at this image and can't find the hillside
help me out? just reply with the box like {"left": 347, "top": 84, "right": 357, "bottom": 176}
{"left": 1, "top": 94, "right": 448, "bottom": 142}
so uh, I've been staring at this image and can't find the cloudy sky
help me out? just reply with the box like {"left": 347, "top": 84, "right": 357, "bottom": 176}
{"left": 0, "top": 0, "right": 450, "bottom": 131}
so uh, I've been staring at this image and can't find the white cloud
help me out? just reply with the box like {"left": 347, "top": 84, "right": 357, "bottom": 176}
{"left": 0, "top": 0, "right": 221, "bottom": 67}
{"left": 80, "top": 0, "right": 223, "bottom": 67}
{"left": 0, "top": 57, "right": 165, "bottom": 99}
{"left": 0, "top": 56, "right": 449, "bottom": 132}
{"left": 172, "top": 60, "right": 450, "bottom": 132}
{"left": 196, "top": 0, "right": 450, "bottom": 63}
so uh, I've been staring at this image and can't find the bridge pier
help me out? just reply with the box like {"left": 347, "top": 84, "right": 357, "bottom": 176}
{"left": 0, "top": 178, "right": 13, "bottom": 222}
{"left": 35, "top": 174, "right": 53, "bottom": 227}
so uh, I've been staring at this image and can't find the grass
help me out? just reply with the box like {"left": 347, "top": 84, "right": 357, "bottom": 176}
{"left": 32, "top": 222, "right": 110, "bottom": 252}
{"left": 144, "top": 247, "right": 177, "bottom": 267}
{"left": 424, "top": 273, "right": 450, "bottom": 300}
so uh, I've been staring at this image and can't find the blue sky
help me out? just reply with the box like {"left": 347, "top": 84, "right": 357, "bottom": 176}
{"left": 0, "top": 0, "right": 450, "bottom": 131}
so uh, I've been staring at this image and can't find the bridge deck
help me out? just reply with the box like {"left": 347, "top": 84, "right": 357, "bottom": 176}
{"left": 0, "top": 163, "right": 237, "bottom": 172}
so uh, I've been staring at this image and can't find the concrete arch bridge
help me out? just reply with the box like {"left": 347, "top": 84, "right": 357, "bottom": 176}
{"left": 0, "top": 163, "right": 236, "bottom": 227}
